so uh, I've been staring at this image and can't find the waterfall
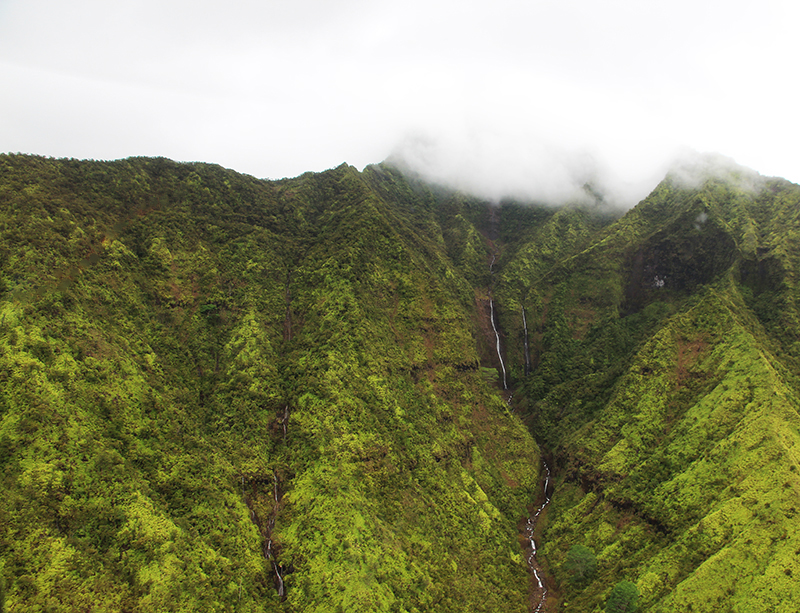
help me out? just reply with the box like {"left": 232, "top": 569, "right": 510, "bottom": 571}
{"left": 488, "top": 251, "right": 507, "bottom": 389}
{"left": 244, "top": 473, "right": 287, "bottom": 600}
{"left": 490, "top": 298, "right": 507, "bottom": 389}
{"left": 264, "top": 473, "right": 285, "bottom": 598}
{"left": 522, "top": 306, "right": 530, "bottom": 376}
{"left": 524, "top": 460, "right": 552, "bottom": 613}
{"left": 272, "top": 560, "right": 285, "bottom": 597}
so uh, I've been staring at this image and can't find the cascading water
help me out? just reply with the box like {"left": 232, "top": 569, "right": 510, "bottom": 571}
{"left": 522, "top": 306, "right": 530, "bottom": 376}
{"left": 272, "top": 560, "right": 285, "bottom": 597}
{"left": 244, "top": 469, "right": 288, "bottom": 598}
{"left": 524, "top": 461, "right": 552, "bottom": 612}
{"left": 267, "top": 472, "right": 286, "bottom": 597}
{"left": 487, "top": 212, "right": 551, "bottom": 611}
{"left": 490, "top": 298, "right": 508, "bottom": 389}
{"left": 488, "top": 253, "right": 508, "bottom": 390}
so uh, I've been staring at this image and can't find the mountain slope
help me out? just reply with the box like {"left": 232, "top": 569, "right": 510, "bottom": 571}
{"left": 0, "top": 154, "right": 540, "bottom": 612}
{"left": 488, "top": 162, "right": 800, "bottom": 611}
{"left": 4, "top": 151, "right": 800, "bottom": 613}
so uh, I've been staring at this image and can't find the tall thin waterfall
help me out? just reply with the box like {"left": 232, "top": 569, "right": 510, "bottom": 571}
{"left": 522, "top": 305, "right": 530, "bottom": 376}
{"left": 488, "top": 253, "right": 507, "bottom": 389}
{"left": 490, "top": 298, "right": 507, "bottom": 389}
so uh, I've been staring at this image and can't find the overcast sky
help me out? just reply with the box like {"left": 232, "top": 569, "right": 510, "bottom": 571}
{"left": 1, "top": 0, "right": 798, "bottom": 206}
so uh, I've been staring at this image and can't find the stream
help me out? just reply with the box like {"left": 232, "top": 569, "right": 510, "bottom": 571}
{"left": 269, "top": 472, "right": 285, "bottom": 597}
{"left": 488, "top": 233, "right": 551, "bottom": 611}
{"left": 524, "top": 461, "right": 552, "bottom": 612}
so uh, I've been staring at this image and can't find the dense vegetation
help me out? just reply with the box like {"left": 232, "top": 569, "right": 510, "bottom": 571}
{"left": 2, "top": 151, "right": 800, "bottom": 612}
{"left": 491, "top": 162, "right": 800, "bottom": 611}
{"left": 0, "top": 155, "right": 539, "bottom": 612}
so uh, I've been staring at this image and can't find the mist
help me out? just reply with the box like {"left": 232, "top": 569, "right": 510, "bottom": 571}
{"left": 387, "top": 123, "right": 681, "bottom": 209}
{"left": 2, "top": 0, "right": 799, "bottom": 207}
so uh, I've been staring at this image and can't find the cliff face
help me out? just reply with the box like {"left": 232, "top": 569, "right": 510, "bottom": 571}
{"left": 2, "top": 152, "right": 800, "bottom": 612}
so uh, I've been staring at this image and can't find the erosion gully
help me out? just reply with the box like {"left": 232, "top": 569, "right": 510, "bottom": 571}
{"left": 488, "top": 227, "right": 552, "bottom": 611}
{"left": 243, "top": 468, "right": 287, "bottom": 598}
{"left": 524, "top": 462, "right": 553, "bottom": 612}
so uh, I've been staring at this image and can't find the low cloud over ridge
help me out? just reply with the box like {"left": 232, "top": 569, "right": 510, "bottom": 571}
{"left": 1, "top": 0, "right": 798, "bottom": 197}
{"left": 388, "top": 125, "right": 681, "bottom": 209}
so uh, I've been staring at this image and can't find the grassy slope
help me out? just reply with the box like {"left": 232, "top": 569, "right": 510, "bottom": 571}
{"left": 491, "top": 165, "right": 800, "bottom": 611}
{"left": 0, "top": 155, "right": 540, "bottom": 612}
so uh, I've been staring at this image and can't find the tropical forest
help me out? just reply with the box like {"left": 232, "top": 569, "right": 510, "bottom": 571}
{"left": 1, "top": 151, "right": 799, "bottom": 612}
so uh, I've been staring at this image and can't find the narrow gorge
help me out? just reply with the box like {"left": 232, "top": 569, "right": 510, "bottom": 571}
{"left": 484, "top": 209, "right": 552, "bottom": 612}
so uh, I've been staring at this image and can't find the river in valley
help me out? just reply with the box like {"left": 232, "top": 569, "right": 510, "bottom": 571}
{"left": 487, "top": 239, "right": 552, "bottom": 611}
{"left": 523, "top": 461, "right": 552, "bottom": 612}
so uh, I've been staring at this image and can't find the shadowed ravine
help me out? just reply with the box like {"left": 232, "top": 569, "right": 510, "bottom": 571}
{"left": 524, "top": 462, "right": 552, "bottom": 612}
{"left": 486, "top": 224, "right": 550, "bottom": 610}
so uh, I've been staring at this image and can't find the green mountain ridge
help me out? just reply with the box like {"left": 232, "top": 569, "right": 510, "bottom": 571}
{"left": 501, "top": 168, "right": 800, "bottom": 611}
{"left": 1, "top": 153, "right": 799, "bottom": 612}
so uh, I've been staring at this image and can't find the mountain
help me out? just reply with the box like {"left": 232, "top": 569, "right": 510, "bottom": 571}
{"left": 1, "top": 152, "right": 799, "bottom": 612}
{"left": 0, "top": 155, "right": 540, "bottom": 612}
{"left": 496, "top": 161, "right": 800, "bottom": 612}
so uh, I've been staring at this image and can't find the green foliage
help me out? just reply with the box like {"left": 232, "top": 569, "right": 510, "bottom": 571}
{"left": 491, "top": 162, "right": 800, "bottom": 613}
{"left": 0, "top": 154, "right": 540, "bottom": 612}
{"left": 4, "top": 151, "right": 800, "bottom": 613}
{"left": 564, "top": 544, "right": 597, "bottom": 584}
{"left": 606, "top": 580, "right": 638, "bottom": 613}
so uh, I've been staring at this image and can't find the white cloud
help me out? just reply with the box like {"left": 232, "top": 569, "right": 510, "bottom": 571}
{"left": 1, "top": 0, "right": 799, "bottom": 202}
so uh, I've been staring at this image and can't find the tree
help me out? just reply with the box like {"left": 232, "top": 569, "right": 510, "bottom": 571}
{"left": 563, "top": 544, "right": 597, "bottom": 584}
{"left": 606, "top": 580, "right": 639, "bottom": 613}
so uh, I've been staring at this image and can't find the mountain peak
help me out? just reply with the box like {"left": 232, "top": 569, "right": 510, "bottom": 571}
{"left": 666, "top": 150, "right": 764, "bottom": 192}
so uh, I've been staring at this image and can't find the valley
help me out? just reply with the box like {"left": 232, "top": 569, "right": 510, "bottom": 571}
{"left": 1, "top": 153, "right": 800, "bottom": 611}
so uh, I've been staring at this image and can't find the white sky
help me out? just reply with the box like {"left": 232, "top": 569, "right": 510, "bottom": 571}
{"left": 1, "top": 0, "right": 798, "bottom": 206}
